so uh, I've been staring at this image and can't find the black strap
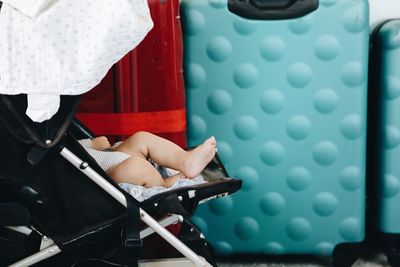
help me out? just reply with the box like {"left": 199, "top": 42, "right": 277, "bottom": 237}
{"left": 27, "top": 145, "right": 50, "bottom": 165}
{"left": 155, "top": 193, "right": 190, "bottom": 217}
{"left": 122, "top": 194, "right": 142, "bottom": 267}
{"left": 71, "top": 195, "right": 142, "bottom": 267}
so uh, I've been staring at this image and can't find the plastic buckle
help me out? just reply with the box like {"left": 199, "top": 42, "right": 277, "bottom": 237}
{"left": 124, "top": 238, "right": 143, "bottom": 251}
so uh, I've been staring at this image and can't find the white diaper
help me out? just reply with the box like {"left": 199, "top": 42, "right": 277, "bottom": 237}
{"left": 85, "top": 148, "right": 131, "bottom": 172}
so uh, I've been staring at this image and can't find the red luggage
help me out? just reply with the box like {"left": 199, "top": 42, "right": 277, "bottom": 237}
{"left": 76, "top": 0, "right": 186, "bottom": 255}
{"left": 77, "top": 0, "right": 186, "bottom": 148}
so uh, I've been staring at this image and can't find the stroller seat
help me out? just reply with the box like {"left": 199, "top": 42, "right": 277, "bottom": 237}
{"left": 0, "top": 94, "right": 242, "bottom": 267}
{"left": 69, "top": 117, "right": 241, "bottom": 218}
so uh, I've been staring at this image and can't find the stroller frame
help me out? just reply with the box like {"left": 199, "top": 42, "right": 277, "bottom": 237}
{"left": 6, "top": 145, "right": 213, "bottom": 267}
{"left": 0, "top": 95, "right": 241, "bottom": 267}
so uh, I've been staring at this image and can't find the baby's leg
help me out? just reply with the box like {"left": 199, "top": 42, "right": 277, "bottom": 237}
{"left": 107, "top": 157, "right": 166, "bottom": 188}
{"left": 164, "top": 172, "right": 186, "bottom": 187}
{"left": 114, "top": 131, "right": 216, "bottom": 179}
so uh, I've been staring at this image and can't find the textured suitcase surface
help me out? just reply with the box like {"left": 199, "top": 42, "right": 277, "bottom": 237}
{"left": 182, "top": 0, "right": 369, "bottom": 256}
{"left": 371, "top": 20, "right": 400, "bottom": 233}
{"left": 77, "top": 0, "right": 186, "bottom": 147}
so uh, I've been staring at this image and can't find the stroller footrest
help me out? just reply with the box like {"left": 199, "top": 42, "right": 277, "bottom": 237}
{"left": 0, "top": 203, "right": 31, "bottom": 226}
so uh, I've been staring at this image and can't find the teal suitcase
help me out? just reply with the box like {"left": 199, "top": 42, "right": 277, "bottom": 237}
{"left": 369, "top": 19, "right": 400, "bottom": 267}
{"left": 182, "top": 0, "right": 370, "bottom": 262}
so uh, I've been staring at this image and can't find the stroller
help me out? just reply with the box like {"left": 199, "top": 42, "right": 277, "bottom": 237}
{"left": 0, "top": 94, "right": 242, "bottom": 266}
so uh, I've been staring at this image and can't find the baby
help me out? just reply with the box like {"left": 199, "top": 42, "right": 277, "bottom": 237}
{"left": 79, "top": 131, "right": 217, "bottom": 188}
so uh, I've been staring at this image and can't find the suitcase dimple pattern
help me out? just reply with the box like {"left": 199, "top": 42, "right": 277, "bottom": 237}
{"left": 183, "top": 0, "right": 369, "bottom": 256}
{"left": 377, "top": 20, "right": 400, "bottom": 233}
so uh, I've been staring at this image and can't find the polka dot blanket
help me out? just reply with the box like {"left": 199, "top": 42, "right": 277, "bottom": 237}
{"left": 0, "top": 0, "right": 153, "bottom": 122}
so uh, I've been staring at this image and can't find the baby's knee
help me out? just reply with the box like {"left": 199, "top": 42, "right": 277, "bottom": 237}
{"left": 127, "top": 131, "right": 151, "bottom": 144}
{"left": 121, "top": 131, "right": 150, "bottom": 152}
{"left": 133, "top": 131, "right": 150, "bottom": 138}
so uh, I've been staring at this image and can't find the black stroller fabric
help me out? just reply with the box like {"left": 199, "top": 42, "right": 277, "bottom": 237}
{"left": 0, "top": 95, "right": 126, "bottom": 247}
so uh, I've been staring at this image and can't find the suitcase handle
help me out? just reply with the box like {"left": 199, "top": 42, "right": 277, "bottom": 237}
{"left": 228, "top": 0, "right": 318, "bottom": 20}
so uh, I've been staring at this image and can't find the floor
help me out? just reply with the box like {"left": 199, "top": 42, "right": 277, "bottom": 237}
{"left": 217, "top": 251, "right": 391, "bottom": 267}
{"left": 213, "top": 225, "right": 396, "bottom": 267}
{"left": 217, "top": 259, "right": 389, "bottom": 267}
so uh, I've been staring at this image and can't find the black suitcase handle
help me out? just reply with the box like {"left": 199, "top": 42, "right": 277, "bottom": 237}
{"left": 228, "top": 0, "right": 319, "bottom": 20}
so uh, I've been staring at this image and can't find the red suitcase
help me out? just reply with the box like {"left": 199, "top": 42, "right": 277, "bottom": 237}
{"left": 76, "top": 0, "right": 186, "bottom": 255}
{"left": 76, "top": 0, "right": 187, "bottom": 148}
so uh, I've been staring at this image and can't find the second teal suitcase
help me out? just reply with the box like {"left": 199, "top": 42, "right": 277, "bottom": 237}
{"left": 182, "top": 0, "right": 370, "bottom": 261}
{"left": 369, "top": 19, "right": 400, "bottom": 267}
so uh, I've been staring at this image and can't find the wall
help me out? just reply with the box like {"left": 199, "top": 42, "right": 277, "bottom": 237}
{"left": 369, "top": 0, "right": 400, "bottom": 26}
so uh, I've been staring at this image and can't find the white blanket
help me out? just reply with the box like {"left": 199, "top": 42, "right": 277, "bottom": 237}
{"left": 120, "top": 173, "right": 207, "bottom": 202}
{"left": 1, "top": 0, "right": 53, "bottom": 18}
{"left": 0, "top": 0, "right": 153, "bottom": 122}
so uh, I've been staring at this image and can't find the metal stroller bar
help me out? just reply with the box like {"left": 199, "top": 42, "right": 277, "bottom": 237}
{"left": 140, "top": 214, "right": 182, "bottom": 239}
{"left": 60, "top": 147, "right": 212, "bottom": 267}
{"left": 6, "top": 214, "right": 182, "bottom": 267}
{"left": 5, "top": 226, "right": 33, "bottom": 236}
{"left": 9, "top": 245, "right": 62, "bottom": 267}
{"left": 5, "top": 214, "right": 181, "bottom": 240}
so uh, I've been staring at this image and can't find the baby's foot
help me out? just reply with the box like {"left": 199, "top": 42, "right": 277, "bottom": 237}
{"left": 164, "top": 172, "right": 186, "bottom": 188}
{"left": 183, "top": 136, "right": 217, "bottom": 179}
